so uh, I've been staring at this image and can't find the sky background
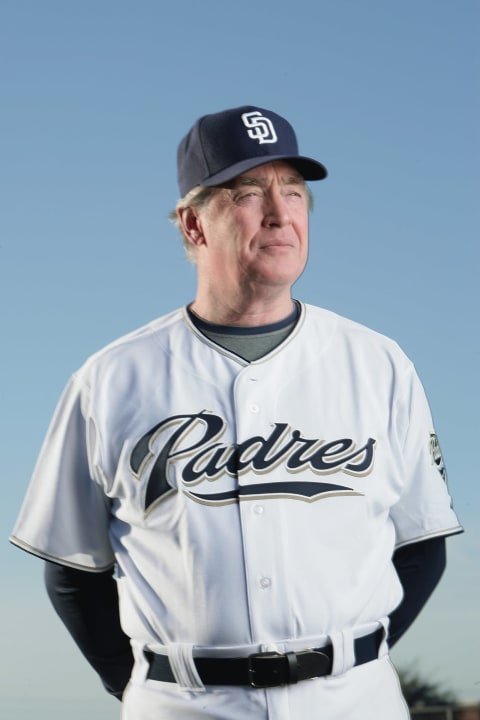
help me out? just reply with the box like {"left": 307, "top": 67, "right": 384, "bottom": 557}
{"left": 1, "top": 1, "right": 478, "bottom": 717}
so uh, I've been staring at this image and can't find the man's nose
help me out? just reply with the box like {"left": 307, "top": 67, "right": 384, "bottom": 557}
{"left": 262, "top": 192, "right": 291, "bottom": 227}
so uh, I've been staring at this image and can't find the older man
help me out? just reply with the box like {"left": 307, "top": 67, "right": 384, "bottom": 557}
{"left": 11, "top": 105, "right": 462, "bottom": 719}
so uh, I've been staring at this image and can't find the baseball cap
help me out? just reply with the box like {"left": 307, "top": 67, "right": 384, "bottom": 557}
{"left": 177, "top": 105, "right": 328, "bottom": 197}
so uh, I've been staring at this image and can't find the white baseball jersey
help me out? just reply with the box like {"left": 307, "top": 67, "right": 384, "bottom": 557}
{"left": 11, "top": 303, "right": 462, "bottom": 719}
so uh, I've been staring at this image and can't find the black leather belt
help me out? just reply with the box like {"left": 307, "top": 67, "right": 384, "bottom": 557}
{"left": 145, "top": 628, "right": 383, "bottom": 688}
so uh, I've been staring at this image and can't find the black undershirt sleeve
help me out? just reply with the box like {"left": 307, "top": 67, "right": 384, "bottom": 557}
{"left": 389, "top": 536, "right": 446, "bottom": 647}
{"left": 44, "top": 562, "right": 134, "bottom": 700}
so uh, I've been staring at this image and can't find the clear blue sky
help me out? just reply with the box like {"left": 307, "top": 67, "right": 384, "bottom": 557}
{"left": 1, "top": 1, "right": 478, "bottom": 717}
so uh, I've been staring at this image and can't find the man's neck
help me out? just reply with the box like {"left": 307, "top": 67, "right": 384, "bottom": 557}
{"left": 190, "top": 290, "right": 295, "bottom": 328}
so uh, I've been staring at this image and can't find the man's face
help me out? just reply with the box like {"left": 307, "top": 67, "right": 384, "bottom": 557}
{"left": 191, "top": 161, "right": 310, "bottom": 294}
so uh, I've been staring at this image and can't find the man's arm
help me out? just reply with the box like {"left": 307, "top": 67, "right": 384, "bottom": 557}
{"left": 43, "top": 535, "right": 446, "bottom": 694}
{"left": 44, "top": 562, "right": 134, "bottom": 700}
{"left": 389, "top": 536, "right": 446, "bottom": 647}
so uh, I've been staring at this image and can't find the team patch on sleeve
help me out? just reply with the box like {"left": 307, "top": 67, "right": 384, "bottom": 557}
{"left": 429, "top": 433, "right": 447, "bottom": 482}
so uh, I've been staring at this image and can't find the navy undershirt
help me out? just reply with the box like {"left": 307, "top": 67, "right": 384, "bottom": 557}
{"left": 187, "top": 302, "right": 300, "bottom": 361}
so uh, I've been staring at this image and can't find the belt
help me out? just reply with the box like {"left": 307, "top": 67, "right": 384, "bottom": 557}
{"left": 145, "top": 628, "right": 383, "bottom": 688}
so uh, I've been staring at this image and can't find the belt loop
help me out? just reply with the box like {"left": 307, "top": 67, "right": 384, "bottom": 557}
{"left": 167, "top": 643, "right": 205, "bottom": 692}
{"left": 329, "top": 628, "right": 355, "bottom": 677}
{"left": 378, "top": 618, "right": 390, "bottom": 659}
{"left": 286, "top": 651, "right": 299, "bottom": 684}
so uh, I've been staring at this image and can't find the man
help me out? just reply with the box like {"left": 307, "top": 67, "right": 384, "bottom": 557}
{"left": 11, "top": 105, "right": 462, "bottom": 719}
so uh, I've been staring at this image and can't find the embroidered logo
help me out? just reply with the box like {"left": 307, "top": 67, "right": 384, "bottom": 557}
{"left": 429, "top": 432, "right": 447, "bottom": 482}
{"left": 241, "top": 111, "right": 278, "bottom": 144}
{"left": 130, "top": 411, "right": 376, "bottom": 514}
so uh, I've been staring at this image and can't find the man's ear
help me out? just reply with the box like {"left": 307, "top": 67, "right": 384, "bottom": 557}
{"left": 177, "top": 207, "right": 205, "bottom": 247}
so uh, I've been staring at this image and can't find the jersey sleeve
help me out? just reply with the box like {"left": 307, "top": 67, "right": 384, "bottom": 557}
{"left": 10, "top": 373, "right": 115, "bottom": 571}
{"left": 390, "top": 365, "right": 463, "bottom": 548}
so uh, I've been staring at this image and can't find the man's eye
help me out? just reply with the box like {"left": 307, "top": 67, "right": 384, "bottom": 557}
{"left": 236, "top": 191, "right": 261, "bottom": 201}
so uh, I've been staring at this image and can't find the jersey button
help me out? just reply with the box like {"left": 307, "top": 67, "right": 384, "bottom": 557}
{"left": 254, "top": 505, "right": 264, "bottom": 515}
{"left": 249, "top": 403, "right": 259, "bottom": 413}
{"left": 260, "top": 577, "right": 272, "bottom": 589}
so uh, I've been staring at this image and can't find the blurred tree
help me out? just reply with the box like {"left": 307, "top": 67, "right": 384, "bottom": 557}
{"left": 397, "top": 665, "right": 458, "bottom": 708}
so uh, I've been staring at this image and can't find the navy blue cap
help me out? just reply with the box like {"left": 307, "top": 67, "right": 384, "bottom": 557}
{"left": 177, "top": 105, "right": 328, "bottom": 196}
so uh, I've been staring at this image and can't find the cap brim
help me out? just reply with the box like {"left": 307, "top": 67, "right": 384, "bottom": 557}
{"left": 200, "top": 155, "right": 327, "bottom": 187}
